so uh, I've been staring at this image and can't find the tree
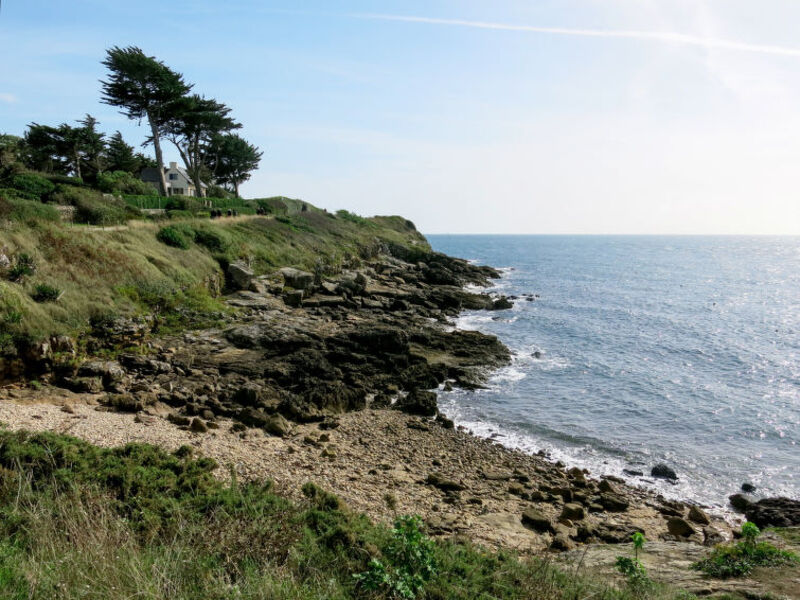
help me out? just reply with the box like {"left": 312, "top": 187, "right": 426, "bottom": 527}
{"left": 73, "top": 114, "right": 106, "bottom": 181}
{"left": 105, "top": 131, "right": 141, "bottom": 173}
{"left": 208, "top": 133, "right": 262, "bottom": 197}
{"left": 24, "top": 123, "right": 66, "bottom": 173}
{"left": 100, "top": 46, "right": 192, "bottom": 195}
{"left": 23, "top": 116, "right": 104, "bottom": 179}
{"left": 163, "top": 94, "right": 240, "bottom": 197}
{"left": 0, "top": 134, "right": 25, "bottom": 170}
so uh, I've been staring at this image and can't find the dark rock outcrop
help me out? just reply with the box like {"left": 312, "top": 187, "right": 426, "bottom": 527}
{"left": 651, "top": 464, "right": 678, "bottom": 481}
{"left": 744, "top": 497, "right": 800, "bottom": 528}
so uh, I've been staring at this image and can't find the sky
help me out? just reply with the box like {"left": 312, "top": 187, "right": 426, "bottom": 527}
{"left": 1, "top": 0, "right": 800, "bottom": 234}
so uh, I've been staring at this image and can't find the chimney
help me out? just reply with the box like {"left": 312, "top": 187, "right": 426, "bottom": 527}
{"left": 169, "top": 162, "right": 177, "bottom": 170}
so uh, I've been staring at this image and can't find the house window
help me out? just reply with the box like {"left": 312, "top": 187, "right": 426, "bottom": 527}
{"left": 169, "top": 173, "right": 178, "bottom": 180}
{"left": 173, "top": 188, "right": 184, "bottom": 196}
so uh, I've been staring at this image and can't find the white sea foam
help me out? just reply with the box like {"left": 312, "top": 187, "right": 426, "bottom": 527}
{"left": 489, "top": 366, "right": 527, "bottom": 383}
{"left": 438, "top": 399, "right": 736, "bottom": 516}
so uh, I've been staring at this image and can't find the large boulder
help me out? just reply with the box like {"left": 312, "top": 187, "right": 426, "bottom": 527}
{"left": 263, "top": 414, "right": 292, "bottom": 437}
{"left": 729, "top": 493, "right": 754, "bottom": 512}
{"left": 599, "top": 493, "right": 629, "bottom": 512}
{"left": 667, "top": 517, "right": 697, "bottom": 537}
{"left": 744, "top": 497, "right": 800, "bottom": 528}
{"left": 227, "top": 262, "right": 254, "bottom": 290}
{"left": 561, "top": 503, "right": 586, "bottom": 521}
{"left": 521, "top": 508, "right": 555, "bottom": 534}
{"left": 279, "top": 267, "right": 314, "bottom": 291}
{"left": 77, "top": 360, "right": 125, "bottom": 388}
{"left": 651, "top": 463, "right": 678, "bottom": 481}
{"left": 688, "top": 505, "right": 710, "bottom": 525}
{"left": 394, "top": 390, "right": 438, "bottom": 417}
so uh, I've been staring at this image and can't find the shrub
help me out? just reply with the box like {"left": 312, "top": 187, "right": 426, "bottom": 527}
{"left": 693, "top": 522, "right": 799, "bottom": 578}
{"left": 354, "top": 515, "right": 437, "bottom": 599}
{"left": 156, "top": 225, "right": 191, "bottom": 249}
{"left": 73, "top": 194, "right": 131, "bottom": 226}
{"left": 8, "top": 253, "right": 36, "bottom": 281}
{"left": 96, "top": 171, "right": 151, "bottom": 195}
{"left": 47, "top": 183, "right": 91, "bottom": 206}
{"left": 10, "top": 173, "right": 55, "bottom": 199}
{"left": 192, "top": 227, "right": 230, "bottom": 253}
{"left": 0, "top": 196, "right": 60, "bottom": 224}
{"left": 31, "top": 284, "right": 62, "bottom": 303}
{"left": 336, "top": 209, "right": 368, "bottom": 225}
{"left": 615, "top": 532, "right": 651, "bottom": 591}
{"left": 206, "top": 184, "right": 232, "bottom": 199}
{"left": 43, "top": 173, "right": 84, "bottom": 186}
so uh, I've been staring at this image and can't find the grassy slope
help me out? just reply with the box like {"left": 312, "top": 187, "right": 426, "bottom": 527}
{"left": 0, "top": 429, "right": 690, "bottom": 600}
{"left": 0, "top": 206, "right": 427, "bottom": 347}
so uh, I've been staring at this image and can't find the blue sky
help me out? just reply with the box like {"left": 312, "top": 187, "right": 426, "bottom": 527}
{"left": 2, "top": 1, "right": 800, "bottom": 233}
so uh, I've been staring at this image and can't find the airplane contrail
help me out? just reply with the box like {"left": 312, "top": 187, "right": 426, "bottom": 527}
{"left": 354, "top": 13, "right": 800, "bottom": 58}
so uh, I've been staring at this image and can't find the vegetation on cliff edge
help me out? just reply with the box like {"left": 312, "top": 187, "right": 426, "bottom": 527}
{"left": 0, "top": 428, "right": 692, "bottom": 600}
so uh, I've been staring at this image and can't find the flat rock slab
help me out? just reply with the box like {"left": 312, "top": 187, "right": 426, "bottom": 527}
{"left": 559, "top": 541, "right": 796, "bottom": 598}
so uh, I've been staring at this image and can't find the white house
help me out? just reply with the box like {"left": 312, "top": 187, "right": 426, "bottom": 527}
{"left": 140, "top": 162, "right": 208, "bottom": 197}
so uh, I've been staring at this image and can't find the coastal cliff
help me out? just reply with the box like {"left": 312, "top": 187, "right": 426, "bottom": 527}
{"left": 0, "top": 204, "right": 798, "bottom": 599}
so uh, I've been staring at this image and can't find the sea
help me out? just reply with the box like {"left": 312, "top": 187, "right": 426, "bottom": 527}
{"left": 426, "top": 235, "right": 800, "bottom": 510}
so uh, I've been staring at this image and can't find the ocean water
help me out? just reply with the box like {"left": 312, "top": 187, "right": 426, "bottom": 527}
{"left": 426, "top": 235, "right": 800, "bottom": 509}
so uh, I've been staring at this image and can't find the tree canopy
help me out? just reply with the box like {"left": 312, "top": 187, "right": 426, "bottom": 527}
{"left": 101, "top": 46, "right": 191, "bottom": 194}
{"left": 208, "top": 134, "right": 263, "bottom": 197}
{"left": 164, "top": 94, "right": 240, "bottom": 198}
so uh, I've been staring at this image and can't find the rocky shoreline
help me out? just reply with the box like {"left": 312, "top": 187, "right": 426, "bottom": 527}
{"left": 1, "top": 243, "right": 799, "bottom": 596}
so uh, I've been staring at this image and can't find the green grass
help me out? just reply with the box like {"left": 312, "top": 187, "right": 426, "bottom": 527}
{"left": 692, "top": 524, "right": 799, "bottom": 579}
{"left": 0, "top": 429, "right": 693, "bottom": 600}
{"left": 0, "top": 194, "right": 429, "bottom": 348}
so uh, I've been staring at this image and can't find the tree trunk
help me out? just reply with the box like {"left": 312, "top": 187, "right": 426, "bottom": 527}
{"left": 174, "top": 143, "right": 205, "bottom": 198}
{"left": 233, "top": 180, "right": 239, "bottom": 198}
{"left": 148, "top": 114, "right": 168, "bottom": 196}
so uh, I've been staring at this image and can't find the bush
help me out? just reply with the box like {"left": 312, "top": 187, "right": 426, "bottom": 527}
{"left": 156, "top": 225, "right": 192, "bottom": 249}
{"left": 192, "top": 227, "right": 230, "bottom": 253}
{"left": 47, "top": 183, "right": 91, "bottom": 206}
{"left": 31, "top": 283, "right": 62, "bottom": 303}
{"left": 96, "top": 171, "right": 151, "bottom": 195}
{"left": 43, "top": 174, "right": 84, "bottom": 186}
{"left": 206, "top": 184, "right": 232, "bottom": 199}
{"left": 10, "top": 173, "right": 55, "bottom": 199}
{"left": 8, "top": 253, "right": 36, "bottom": 281}
{"left": 0, "top": 196, "right": 60, "bottom": 224}
{"left": 336, "top": 209, "right": 369, "bottom": 225}
{"left": 73, "top": 194, "right": 131, "bottom": 226}
{"left": 354, "top": 515, "right": 437, "bottom": 599}
{"left": 693, "top": 522, "right": 799, "bottom": 578}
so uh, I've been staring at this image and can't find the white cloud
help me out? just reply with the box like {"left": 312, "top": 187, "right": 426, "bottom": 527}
{"left": 355, "top": 13, "right": 800, "bottom": 58}
{"left": 0, "top": 93, "right": 18, "bottom": 104}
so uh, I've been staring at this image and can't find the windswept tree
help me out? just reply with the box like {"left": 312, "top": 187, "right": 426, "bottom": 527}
{"left": 100, "top": 46, "right": 192, "bottom": 195}
{"left": 208, "top": 133, "right": 262, "bottom": 197}
{"left": 23, "top": 116, "right": 104, "bottom": 179}
{"left": 163, "top": 94, "right": 240, "bottom": 197}
{"left": 24, "top": 123, "right": 65, "bottom": 173}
